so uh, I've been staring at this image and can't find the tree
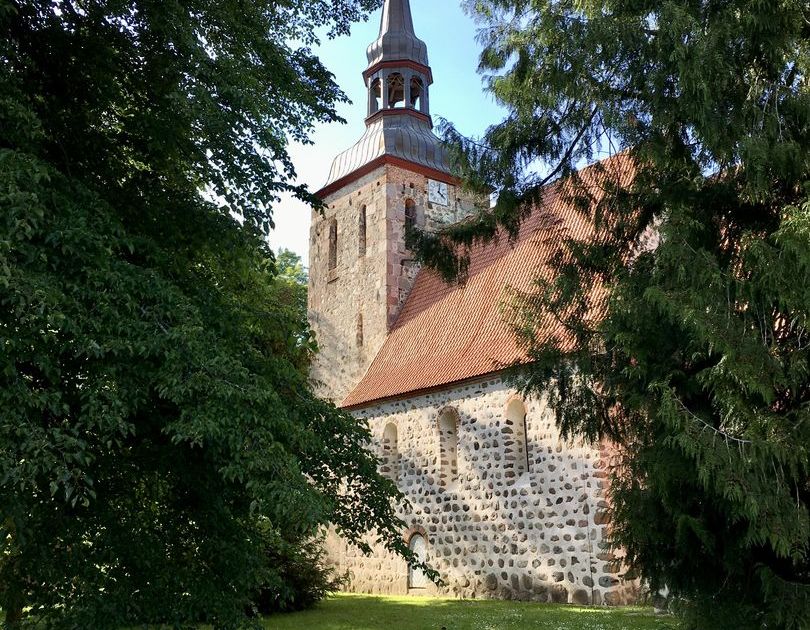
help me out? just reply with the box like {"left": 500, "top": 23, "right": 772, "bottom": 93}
{"left": 273, "top": 249, "right": 312, "bottom": 366}
{"left": 0, "top": 0, "right": 421, "bottom": 627}
{"left": 276, "top": 249, "right": 309, "bottom": 287}
{"left": 411, "top": 1, "right": 810, "bottom": 627}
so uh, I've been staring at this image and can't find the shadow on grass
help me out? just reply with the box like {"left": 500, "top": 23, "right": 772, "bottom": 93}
{"left": 262, "top": 593, "right": 678, "bottom": 630}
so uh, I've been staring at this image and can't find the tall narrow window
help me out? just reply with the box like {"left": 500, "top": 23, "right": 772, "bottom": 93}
{"left": 381, "top": 423, "right": 398, "bottom": 482}
{"left": 358, "top": 205, "right": 367, "bottom": 257}
{"left": 328, "top": 218, "right": 337, "bottom": 271}
{"left": 356, "top": 313, "right": 364, "bottom": 348}
{"left": 408, "top": 534, "right": 428, "bottom": 589}
{"left": 505, "top": 398, "right": 530, "bottom": 478}
{"left": 438, "top": 407, "right": 459, "bottom": 486}
{"left": 404, "top": 199, "right": 417, "bottom": 235}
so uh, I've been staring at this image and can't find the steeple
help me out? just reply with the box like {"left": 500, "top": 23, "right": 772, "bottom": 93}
{"left": 309, "top": 0, "right": 483, "bottom": 405}
{"left": 366, "top": 0, "right": 429, "bottom": 69}
{"left": 318, "top": 0, "right": 449, "bottom": 196}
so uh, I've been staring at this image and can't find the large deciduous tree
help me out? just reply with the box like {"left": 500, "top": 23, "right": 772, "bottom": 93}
{"left": 412, "top": 1, "right": 809, "bottom": 627}
{"left": 0, "top": 0, "right": 419, "bottom": 627}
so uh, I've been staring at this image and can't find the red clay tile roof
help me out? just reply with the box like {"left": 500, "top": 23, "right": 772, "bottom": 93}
{"left": 342, "top": 154, "right": 634, "bottom": 409}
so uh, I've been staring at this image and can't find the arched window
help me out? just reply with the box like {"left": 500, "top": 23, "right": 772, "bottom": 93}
{"left": 327, "top": 218, "right": 337, "bottom": 271}
{"left": 387, "top": 73, "right": 405, "bottom": 108}
{"left": 438, "top": 408, "right": 459, "bottom": 486}
{"left": 356, "top": 313, "right": 364, "bottom": 348}
{"left": 404, "top": 199, "right": 417, "bottom": 235}
{"left": 408, "top": 533, "right": 428, "bottom": 589}
{"left": 358, "top": 205, "right": 367, "bottom": 257}
{"left": 410, "top": 76, "right": 424, "bottom": 110}
{"left": 381, "top": 423, "right": 398, "bottom": 482}
{"left": 370, "top": 78, "right": 382, "bottom": 114}
{"left": 504, "top": 398, "right": 530, "bottom": 478}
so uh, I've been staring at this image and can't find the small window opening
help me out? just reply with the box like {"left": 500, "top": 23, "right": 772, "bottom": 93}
{"left": 358, "top": 205, "right": 367, "bottom": 257}
{"left": 410, "top": 77, "right": 424, "bottom": 110}
{"left": 388, "top": 73, "right": 405, "bottom": 108}
{"left": 370, "top": 78, "right": 382, "bottom": 114}
{"left": 408, "top": 533, "right": 428, "bottom": 589}
{"left": 505, "top": 398, "right": 530, "bottom": 478}
{"left": 438, "top": 408, "right": 459, "bottom": 486}
{"left": 356, "top": 313, "right": 364, "bottom": 348}
{"left": 404, "top": 199, "right": 417, "bottom": 235}
{"left": 381, "top": 423, "right": 398, "bottom": 482}
{"left": 328, "top": 219, "right": 337, "bottom": 271}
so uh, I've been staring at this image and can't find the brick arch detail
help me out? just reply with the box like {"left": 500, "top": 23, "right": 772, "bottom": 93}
{"left": 503, "top": 393, "right": 527, "bottom": 415}
{"left": 436, "top": 405, "right": 460, "bottom": 429}
{"left": 403, "top": 524, "right": 428, "bottom": 545}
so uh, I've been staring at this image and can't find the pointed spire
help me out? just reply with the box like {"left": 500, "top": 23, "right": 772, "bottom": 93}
{"left": 379, "top": 0, "right": 417, "bottom": 36}
{"left": 366, "top": 0, "right": 429, "bottom": 69}
{"left": 317, "top": 0, "right": 449, "bottom": 195}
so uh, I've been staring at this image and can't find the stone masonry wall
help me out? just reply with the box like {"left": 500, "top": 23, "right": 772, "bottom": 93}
{"left": 309, "top": 164, "right": 483, "bottom": 404}
{"left": 326, "top": 375, "right": 639, "bottom": 606}
{"left": 382, "top": 165, "right": 483, "bottom": 328}
{"left": 309, "top": 166, "right": 390, "bottom": 404}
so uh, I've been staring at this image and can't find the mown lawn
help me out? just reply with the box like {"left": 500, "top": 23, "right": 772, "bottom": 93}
{"left": 263, "top": 594, "right": 678, "bottom": 630}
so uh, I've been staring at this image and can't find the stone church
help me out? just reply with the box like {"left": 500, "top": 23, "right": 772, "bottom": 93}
{"left": 308, "top": 0, "right": 638, "bottom": 606}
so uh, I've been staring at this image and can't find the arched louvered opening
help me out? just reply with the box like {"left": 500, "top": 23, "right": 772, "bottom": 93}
{"left": 369, "top": 78, "right": 382, "bottom": 114}
{"left": 327, "top": 218, "right": 337, "bottom": 271}
{"left": 404, "top": 198, "right": 417, "bottom": 235}
{"left": 388, "top": 72, "right": 405, "bottom": 108}
{"left": 410, "top": 76, "right": 424, "bottom": 110}
{"left": 358, "top": 205, "right": 367, "bottom": 257}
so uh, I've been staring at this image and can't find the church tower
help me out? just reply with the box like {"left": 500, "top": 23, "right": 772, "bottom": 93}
{"left": 308, "top": 0, "right": 481, "bottom": 404}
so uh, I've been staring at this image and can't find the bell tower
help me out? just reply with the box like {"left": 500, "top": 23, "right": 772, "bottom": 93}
{"left": 308, "top": 0, "right": 482, "bottom": 404}
{"left": 364, "top": 0, "right": 431, "bottom": 122}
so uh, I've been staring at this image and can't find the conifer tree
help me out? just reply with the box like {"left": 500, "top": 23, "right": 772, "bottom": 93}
{"left": 412, "top": 1, "right": 810, "bottom": 627}
{"left": 0, "top": 1, "right": 422, "bottom": 627}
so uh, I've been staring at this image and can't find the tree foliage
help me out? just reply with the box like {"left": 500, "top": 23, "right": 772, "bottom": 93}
{"left": 414, "top": 0, "right": 810, "bottom": 627}
{"left": 273, "top": 249, "right": 312, "bottom": 364}
{"left": 0, "top": 0, "right": 425, "bottom": 628}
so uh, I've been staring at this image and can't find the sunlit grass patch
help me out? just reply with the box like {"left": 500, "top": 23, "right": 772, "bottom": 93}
{"left": 263, "top": 593, "right": 678, "bottom": 629}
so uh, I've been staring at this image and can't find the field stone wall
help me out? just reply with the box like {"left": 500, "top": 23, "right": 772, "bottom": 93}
{"left": 326, "top": 375, "right": 640, "bottom": 606}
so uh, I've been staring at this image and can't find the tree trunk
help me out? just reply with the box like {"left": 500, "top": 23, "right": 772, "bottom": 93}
{"left": 5, "top": 602, "right": 23, "bottom": 629}
{"left": 2, "top": 519, "right": 25, "bottom": 628}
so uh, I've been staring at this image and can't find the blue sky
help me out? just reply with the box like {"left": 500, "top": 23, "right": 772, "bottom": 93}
{"left": 268, "top": 0, "right": 505, "bottom": 262}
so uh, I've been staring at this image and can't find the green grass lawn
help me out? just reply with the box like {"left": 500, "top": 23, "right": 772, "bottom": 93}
{"left": 262, "top": 593, "right": 678, "bottom": 630}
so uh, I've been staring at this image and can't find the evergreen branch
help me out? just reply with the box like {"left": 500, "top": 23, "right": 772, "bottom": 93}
{"left": 675, "top": 397, "right": 753, "bottom": 446}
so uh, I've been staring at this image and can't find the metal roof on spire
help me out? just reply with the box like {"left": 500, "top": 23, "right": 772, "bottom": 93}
{"left": 317, "top": 0, "right": 449, "bottom": 196}
{"left": 366, "top": 0, "right": 429, "bottom": 68}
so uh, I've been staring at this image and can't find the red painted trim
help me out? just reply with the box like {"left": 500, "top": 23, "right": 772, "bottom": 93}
{"left": 315, "top": 155, "right": 459, "bottom": 200}
{"left": 364, "top": 60, "right": 433, "bottom": 84}
{"left": 365, "top": 107, "right": 432, "bottom": 127}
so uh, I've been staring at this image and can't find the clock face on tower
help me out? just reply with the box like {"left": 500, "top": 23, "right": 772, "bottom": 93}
{"left": 428, "top": 179, "right": 449, "bottom": 206}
